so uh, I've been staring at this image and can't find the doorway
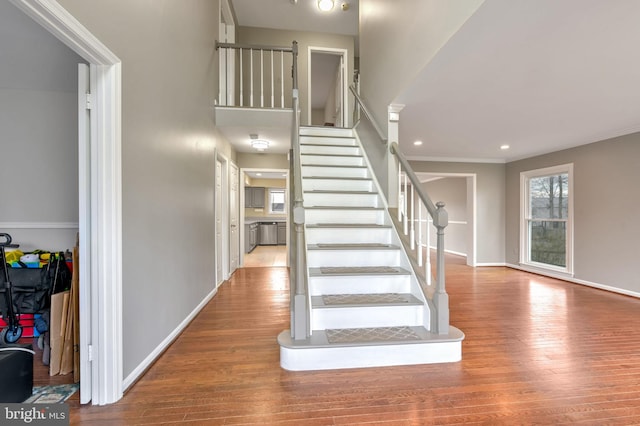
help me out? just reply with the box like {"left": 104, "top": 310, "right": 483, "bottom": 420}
{"left": 308, "top": 47, "right": 348, "bottom": 127}
{"left": 12, "top": 0, "right": 124, "bottom": 405}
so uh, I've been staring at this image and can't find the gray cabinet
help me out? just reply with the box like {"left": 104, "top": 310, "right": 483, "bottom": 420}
{"left": 244, "top": 222, "right": 259, "bottom": 253}
{"left": 277, "top": 222, "right": 286, "bottom": 245}
{"left": 245, "top": 187, "right": 265, "bottom": 208}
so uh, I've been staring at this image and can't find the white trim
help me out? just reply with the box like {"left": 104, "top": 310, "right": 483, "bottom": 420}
{"left": 505, "top": 263, "right": 640, "bottom": 299}
{"left": 0, "top": 222, "right": 79, "bottom": 229}
{"left": 122, "top": 287, "right": 218, "bottom": 390}
{"left": 520, "top": 163, "right": 573, "bottom": 275}
{"left": 475, "top": 262, "right": 507, "bottom": 267}
{"left": 307, "top": 46, "right": 348, "bottom": 127}
{"left": 406, "top": 155, "right": 506, "bottom": 164}
{"left": 12, "top": 0, "right": 123, "bottom": 405}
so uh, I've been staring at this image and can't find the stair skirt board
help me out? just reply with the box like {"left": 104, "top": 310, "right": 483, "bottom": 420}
{"left": 278, "top": 328, "right": 464, "bottom": 371}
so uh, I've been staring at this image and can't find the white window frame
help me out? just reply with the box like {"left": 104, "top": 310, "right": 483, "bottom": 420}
{"left": 520, "top": 163, "right": 574, "bottom": 275}
{"left": 268, "top": 188, "right": 286, "bottom": 214}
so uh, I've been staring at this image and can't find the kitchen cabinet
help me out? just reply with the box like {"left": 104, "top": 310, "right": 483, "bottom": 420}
{"left": 244, "top": 222, "right": 259, "bottom": 253}
{"left": 244, "top": 187, "right": 265, "bottom": 208}
{"left": 277, "top": 223, "right": 286, "bottom": 245}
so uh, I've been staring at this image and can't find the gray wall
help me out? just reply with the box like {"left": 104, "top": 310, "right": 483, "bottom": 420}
{"left": 0, "top": 1, "right": 84, "bottom": 251}
{"left": 423, "top": 177, "right": 467, "bottom": 255}
{"left": 410, "top": 161, "right": 505, "bottom": 264}
{"left": 359, "top": 0, "right": 484, "bottom": 130}
{"left": 57, "top": 0, "right": 236, "bottom": 379}
{"left": 506, "top": 133, "right": 640, "bottom": 294}
{"left": 237, "top": 26, "right": 355, "bottom": 127}
{"left": 237, "top": 153, "right": 289, "bottom": 170}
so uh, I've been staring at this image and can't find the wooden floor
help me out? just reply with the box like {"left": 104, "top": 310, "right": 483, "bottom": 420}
{"left": 243, "top": 245, "right": 288, "bottom": 267}
{"left": 64, "top": 255, "right": 640, "bottom": 425}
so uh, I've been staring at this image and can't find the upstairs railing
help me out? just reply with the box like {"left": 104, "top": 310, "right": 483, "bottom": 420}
{"left": 350, "top": 87, "right": 451, "bottom": 335}
{"left": 216, "top": 41, "right": 295, "bottom": 108}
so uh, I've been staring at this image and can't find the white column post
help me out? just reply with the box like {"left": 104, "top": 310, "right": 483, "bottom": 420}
{"left": 387, "top": 104, "right": 404, "bottom": 208}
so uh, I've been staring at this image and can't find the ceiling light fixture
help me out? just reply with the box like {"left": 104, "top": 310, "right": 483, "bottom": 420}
{"left": 250, "top": 134, "right": 269, "bottom": 151}
{"left": 500, "top": 144, "right": 510, "bottom": 150}
{"left": 414, "top": 140, "right": 423, "bottom": 146}
{"left": 318, "top": 0, "right": 334, "bottom": 12}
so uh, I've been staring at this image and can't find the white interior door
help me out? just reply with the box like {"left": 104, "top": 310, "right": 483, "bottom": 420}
{"left": 229, "top": 163, "right": 239, "bottom": 273}
{"left": 215, "top": 159, "right": 223, "bottom": 286}
{"left": 77, "top": 63, "right": 92, "bottom": 404}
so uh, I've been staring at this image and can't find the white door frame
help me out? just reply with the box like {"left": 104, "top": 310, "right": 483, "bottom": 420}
{"left": 416, "top": 172, "right": 477, "bottom": 267}
{"left": 308, "top": 46, "right": 348, "bottom": 127}
{"left": 12, "top": 0, "right": 123, "bottom": 405}
{"left": 215, "top": 152, "right": 230, "bottom": 284}
{"left": 229, "top": 162, "right": 239, "bottom": 275}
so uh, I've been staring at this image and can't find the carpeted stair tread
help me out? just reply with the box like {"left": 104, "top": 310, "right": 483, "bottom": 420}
{"left": 325, "top": 326, "right": 423, "bottom": 344}
{"left": 306, "top": 223, "right": 390, "bottom": 228}
{"left": 309, "top": 266, "right": 410, "bottom": 276}
{"left": 308, "top": 243, "right": 398, "bottom": 250}
{"left": 318, "top": 293, "right": 420, "bottom": 306}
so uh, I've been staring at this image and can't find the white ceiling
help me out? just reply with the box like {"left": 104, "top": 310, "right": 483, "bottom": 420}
{"left": 227, "top": 0, "right": 640, "bottom": 163}
{"left": 231, "top": 0, "right": 359, "bottom": 36}
{"left": 396, "top": 0, "right": 640, "bottom": 162}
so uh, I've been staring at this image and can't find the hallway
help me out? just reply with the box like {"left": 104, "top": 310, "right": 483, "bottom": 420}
{"left": 243, "top": 245, "right": 287, "bottom": 268}
{"left": 67, "top": 256, "right": 640, "bottom": 424}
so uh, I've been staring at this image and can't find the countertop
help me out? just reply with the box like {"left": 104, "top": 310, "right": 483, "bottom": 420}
{"left": 245, "top": 217, "right": 287, "bottom": 225}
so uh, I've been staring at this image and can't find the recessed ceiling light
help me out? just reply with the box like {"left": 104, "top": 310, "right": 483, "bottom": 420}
{"left": 413, "top": 140, "right": 423, "bottom": 146}
{"left": 256, "top": 173, "right": 262, "bottom": 177}
{"left": 317, "top": 0, "right": 334, "bottom": 12}
{"left": 500, "top": 144, "right": 510, "bottom": 150}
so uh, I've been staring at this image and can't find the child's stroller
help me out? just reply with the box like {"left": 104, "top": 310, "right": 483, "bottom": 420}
{"left": 0, "top": 233, "right": 22, "bottom": 344}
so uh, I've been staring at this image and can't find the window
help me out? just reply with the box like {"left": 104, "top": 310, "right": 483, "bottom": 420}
{"left": 520, "top": 164, "right": 573, "bottom": 274}
{"left": 269, "top": 189, "right": 286, "bottom": 214}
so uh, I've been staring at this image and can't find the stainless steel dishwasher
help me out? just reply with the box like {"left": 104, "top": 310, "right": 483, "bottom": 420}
{"left": 259, "top": 222, "right": 278, "bottom": 245}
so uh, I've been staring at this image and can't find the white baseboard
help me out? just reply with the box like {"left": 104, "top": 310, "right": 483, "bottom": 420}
{"left": 475, "top": 262, "right": 507, "bottom": 267}
{"left": 122, "top": 286, "right": 218, "bottom": 391}
{"left": 506, "top": 263, "right": 640, "bottom": 299}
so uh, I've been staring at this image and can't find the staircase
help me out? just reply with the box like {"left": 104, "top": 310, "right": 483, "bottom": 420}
{"left": 278, "top": 126, "right": 464, "bottom": 371}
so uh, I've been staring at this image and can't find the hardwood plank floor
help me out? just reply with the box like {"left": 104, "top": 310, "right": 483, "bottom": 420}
{"left": 66, "top": 255, "right": 640, "bottom": 425}
{"left": 243, "top": 245, "right": 288, "bottom": 267}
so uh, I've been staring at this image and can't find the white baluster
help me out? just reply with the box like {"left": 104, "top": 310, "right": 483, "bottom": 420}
{"left": 410, "top": 184, "right": 415, "bottom": 250}
{"left": 403, "top": 173, "right": 408, "bottom": 236}
{"left": 418, "top": 203, "right": 423, "bottom": 267}
{"left": 397, "top": 166, "right": 402, "bottom": 222}
{"left": 270, "top": 50, "right": 274, "bottom": 108}
{"left": 260, "top": 49, "right": 264, "bottom": 107}
{"left": 250, "top": 48, "right": 254, "bottom": 107}
{"left": 426, "top": 216, "right": 432, "bottom": 285}
{"left": 280, "top": 51, "right": 284, "bottom": 107}
{"left": 239, "top": 48, "right": 243, "bottom": 107}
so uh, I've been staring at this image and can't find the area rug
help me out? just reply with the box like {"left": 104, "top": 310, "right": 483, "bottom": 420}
{"left": 24, "top": 384, "right": 79, "bottom": 404}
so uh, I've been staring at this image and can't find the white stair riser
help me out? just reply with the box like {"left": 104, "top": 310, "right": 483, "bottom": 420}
{"left": 301, "top": 144, "right": 361, "bottom": 156}
{"left": 307, "top": 250, "right": 401, "bottom": 267}
{"left": 299, "top": 136, "right": 356, "bottom": 146}
{"left": 305, "top": 227, "right": 392, "bottom": 244}
{"left": 279, "top": 336, "right": 462, "bottom": 371}
{"left": 301, "top": 155, "right": 364, "bottom": 167}
{"left": 305, "top": 209, "right": 384, "bottom": 225}
{"left": 302, "top": 178, "right": 373, "bottom": 192}
{"left": 309, "top": 275, "right": 411, "bottom": 295}
{"left": 302, "top": 166, "right": 369, "bottom": 178}
{"left": 312, "top": 305, "right": 424, "bottom": 329}
{"left": 304, "top": 193, "right": 380, "bottom": 208}
{"left": 300, "top": 127, "right": 353, "bottom": 137}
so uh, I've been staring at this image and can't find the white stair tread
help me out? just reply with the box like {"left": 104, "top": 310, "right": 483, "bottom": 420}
{"left": 302, "top": 164, "right": 367, "bottom": 168}
{"left": 306, "top": 223, "right": 391, "bottom": 228}
{"left": 305, "top": 206, "right": 384, "bottom": 210}
{"left": 304, "top": 190, "right": 377, "bottom": 194}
